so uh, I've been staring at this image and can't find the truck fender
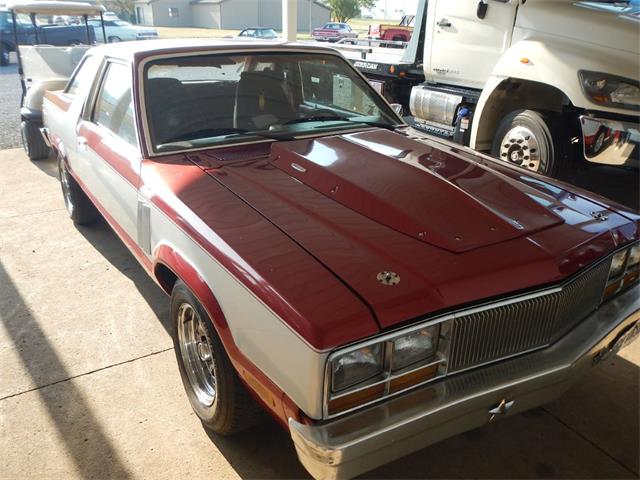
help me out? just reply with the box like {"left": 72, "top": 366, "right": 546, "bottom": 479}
{"left": 470, "top": 35, "right": 636, "bottom": 150}
{"left": 151, "top": 244, "right": 292, "bottom": 426}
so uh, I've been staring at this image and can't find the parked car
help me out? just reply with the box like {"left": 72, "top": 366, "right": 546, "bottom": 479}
{"left": 1, "top": 6, "right": 96, "bottom": 66}
{"left": 312, "top": 22, "right": 358, "bottom": 43}
{"left": 87, "top": 18, "right": 157, "bottom": 42}
{"left": 236, "top": 27, "right": 278, "bottom": 39}
{"left": 42, "top": 39, "right": 640, "bottom": 480}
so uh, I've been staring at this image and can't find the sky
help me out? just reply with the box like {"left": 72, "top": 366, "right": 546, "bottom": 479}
{"left": 362, "top": 0, "right": 420, "bottom": 19}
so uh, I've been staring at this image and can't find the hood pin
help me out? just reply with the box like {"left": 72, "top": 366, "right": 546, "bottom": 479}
{"left": 377, "top": 271, "right": 400, "bottom": 286}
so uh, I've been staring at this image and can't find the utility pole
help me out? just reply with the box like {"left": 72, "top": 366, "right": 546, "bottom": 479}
{"left": 283, "top": 0, "right": 297, "bottom": 41}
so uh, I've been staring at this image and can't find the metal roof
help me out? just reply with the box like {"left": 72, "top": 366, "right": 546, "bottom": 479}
{"left": 6, "top": 1, "right": 105, "bottom": 15}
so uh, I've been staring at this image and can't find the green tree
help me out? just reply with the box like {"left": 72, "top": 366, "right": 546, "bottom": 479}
{"left": 324, "top": 0, "right": 375, "bottom": 23}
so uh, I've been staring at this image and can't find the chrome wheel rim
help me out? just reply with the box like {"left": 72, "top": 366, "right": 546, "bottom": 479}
{"left": 59, "top": 163, "right": 74, "bottom": 215}
{"left": 499, "top": 126, "right": 543, "bottom": 172}
{"left": 177, "top": 303, "right": 216, "bottom": 407}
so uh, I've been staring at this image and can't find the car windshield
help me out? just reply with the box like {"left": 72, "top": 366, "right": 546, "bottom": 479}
{"left": 143, "top": 52, "right": 402, "bottom": 153}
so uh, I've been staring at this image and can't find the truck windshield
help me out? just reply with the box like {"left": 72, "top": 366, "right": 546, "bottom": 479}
{"left": 143, "top": 52, "right": 402, "bottom": 153}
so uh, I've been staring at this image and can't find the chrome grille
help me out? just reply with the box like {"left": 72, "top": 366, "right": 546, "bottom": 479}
{"left": 448, "top": 261, "right": 610, "bottom": 372}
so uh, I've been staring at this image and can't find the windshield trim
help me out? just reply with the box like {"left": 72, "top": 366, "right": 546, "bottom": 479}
{"left": 137, "top": 47, "right": 405, "bottom": 158}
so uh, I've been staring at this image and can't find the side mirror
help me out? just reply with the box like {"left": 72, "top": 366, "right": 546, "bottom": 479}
{"left": 390, "top": 103, "right": 404, "bottom": 116}
{"left": 477, "top": 0, "right": 488, "bottom": 19}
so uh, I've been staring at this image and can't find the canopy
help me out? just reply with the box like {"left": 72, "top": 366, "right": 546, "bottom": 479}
{"left": 6, "top": 1, "right": 106, "bottom": 16}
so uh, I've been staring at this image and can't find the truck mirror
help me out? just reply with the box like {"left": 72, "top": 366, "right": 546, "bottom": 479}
{"left": 477, "top": 1, "right": 488, "bottom": 19}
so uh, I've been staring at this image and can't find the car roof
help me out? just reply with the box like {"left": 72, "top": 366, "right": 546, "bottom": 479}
{"left": 91, "top": 38, "right": 341, "bottom": 62}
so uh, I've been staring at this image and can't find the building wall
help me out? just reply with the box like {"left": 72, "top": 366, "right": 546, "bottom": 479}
{"left": 151, "top": 0, "right": 193, "bottom": 27}
{"left": 135, "top": 3, "right": 154, "bottom": 25}
{"left": 191, "top": 3, "right": 222, "bottom": 28}
{"left": 219, "top": 0, "right": 329, "bottom": 32}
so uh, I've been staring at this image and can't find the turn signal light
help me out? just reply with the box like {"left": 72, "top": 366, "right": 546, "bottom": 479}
{"left": 328, "top": 383, "right": 384, "bottom": 415}
{"left": 389, "top": 363, "right": 439, "bottom": 394}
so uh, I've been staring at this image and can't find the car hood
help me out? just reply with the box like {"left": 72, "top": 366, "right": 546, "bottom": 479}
{"left": 192, "top": 129, "right": 635, "bottom": 330}
{"left": 517, "top": 1, "right": 640, "bottom": 55}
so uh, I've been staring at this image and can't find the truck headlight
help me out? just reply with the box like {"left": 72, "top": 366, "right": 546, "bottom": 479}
{"left": 579, "top": 71, "right": 640, "bottom": 111}
{"left": 603, "top": 243, "right": 640, "bottom": 301}
{"left": 391, "top": 325, "right": 439, "bottom": 371}
{"left": 331, "top": 344, "right": 383, "bottom": 392}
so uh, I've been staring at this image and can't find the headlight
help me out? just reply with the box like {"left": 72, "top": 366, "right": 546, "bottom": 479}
{"left": 628, "top": 244, "right": 640, "bottom": 267}
{"left": 603, "top": 243, "right": 640, "bottom": 301}
{"left": 579, "top": 71, "right": 640, "bottom": 111}
{"left": 326, "top": 322, "right": 448, "bottom": 416}
{"left": 391, "top": 325, "right": 440, "bottom": 371}
{"left": 609, "top": 250, "right": 628, "bottom": 279}
{"left": 331, "top": 344, "right": 383, "bottom": 392}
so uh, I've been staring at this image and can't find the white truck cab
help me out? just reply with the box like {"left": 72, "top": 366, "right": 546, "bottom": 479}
{"left": 341, "top": 0, "right": 640, "bottom": 177}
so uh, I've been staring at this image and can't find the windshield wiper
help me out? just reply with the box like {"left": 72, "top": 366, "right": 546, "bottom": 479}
{"left": 157, "top": 127, "right": 296, "bottom": 151}
{"left": 285, "top": 114, "right": 351, "bottom": 125}
{"left": 286, "top": 114, "right": 398, "bottom": 132}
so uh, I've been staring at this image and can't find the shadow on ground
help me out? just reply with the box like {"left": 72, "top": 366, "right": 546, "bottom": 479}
{"left": 0, "top": 260, "right": 133, "bottom": 478}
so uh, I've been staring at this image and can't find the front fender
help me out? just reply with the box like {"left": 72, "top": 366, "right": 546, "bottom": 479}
{"left": 489, "top": 34, "right": 639, "bottom": 114}
{"left": 152, "top": 243, "right": 297, "bottom": 426}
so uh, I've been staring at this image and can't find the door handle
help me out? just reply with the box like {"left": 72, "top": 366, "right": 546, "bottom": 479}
{"left": 77, "top": 136, "right": 88, "bottom": 149}
{"left": 437, "top": 18, "right": 452, "bottom": 28}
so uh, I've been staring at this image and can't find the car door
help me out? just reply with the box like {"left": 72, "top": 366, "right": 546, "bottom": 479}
{"left": 426, "top": 0, "right": 519, "bottom": 88}
{"left": 76, "top": 60, "right": 141, "bottom": 242}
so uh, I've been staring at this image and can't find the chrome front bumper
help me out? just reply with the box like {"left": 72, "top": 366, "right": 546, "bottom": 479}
{"left": 289, "top": 286, "right": 640, "bottom": 480}
{"left": 580, "top": 115, "right": 639, "bottom": 167}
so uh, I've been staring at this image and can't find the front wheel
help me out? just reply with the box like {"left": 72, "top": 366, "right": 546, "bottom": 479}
{"left": 21, "top": 120, "right": 50, "bottom": 161}
{"left": 491, "top": 109, "right": 569, "bottom": 177}
{"left": 108, "top": 36, "right": 121, "bottom": 43}
{"left": 171, "top": 281, "right": 263, "bottom": 435}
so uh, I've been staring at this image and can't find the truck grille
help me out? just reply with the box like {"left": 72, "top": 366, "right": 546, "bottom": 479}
{"left": 447, "top": 261, "right": 610, "bottom": 372}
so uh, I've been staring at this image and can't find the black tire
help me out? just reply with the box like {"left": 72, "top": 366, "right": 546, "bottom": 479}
{"left": 21, "top": 120, "right": 51, "bottom": 161}
{"left": 108, "top": 36, "right": 121, "bottom": 43}
{"left": 58, "top": 156, "right": 99, "bottom": 225}
{"left": 0, "top": 43, "right": 9, "bottom": 66}
{"left": 171, "top": 281, "right": 263, "bottom": 435}
{"left": 491, "top": 109, "right": 570, "bottom": 178}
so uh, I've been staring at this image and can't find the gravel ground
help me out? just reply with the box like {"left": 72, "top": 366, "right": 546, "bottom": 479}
{"left": 0, "top": 55, "right": 22, "bottom": 150}
{"left": 0, "top": 56, "right": 636, "bottom": 209}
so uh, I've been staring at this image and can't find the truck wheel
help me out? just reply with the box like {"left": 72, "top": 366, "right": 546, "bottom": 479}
{"left": 0, "top": 43, "right": 9, "bottom": 66}
{"left": 58, "top": 156, "right": 99, "bottom": 225}
{"left": 108, "top": 36, "right": 121, "bottom": 43}
{"left": 21, "top": 120, "right": 50, "bottom": 161}
{"left": 171, "top": 281, "right": 263, "bottom": 435}
{"left": 491, "top": 109, "right": 568, "bottom": 177}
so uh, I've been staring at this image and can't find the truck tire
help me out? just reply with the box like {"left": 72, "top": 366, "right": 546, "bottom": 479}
{"left": 0, "top": 43, "right": 9, "bottom": 66}
{"left": 21, "top": 120, "right": 50, "bottom": 161}
{"left": 171, "top": 281, "right": 264, "bottom": 435}
{"left": 58, "top": 156, "right": 99, "bottom": 225}
{"left": 491, "top": 109, "right": 570, "bottom": 178}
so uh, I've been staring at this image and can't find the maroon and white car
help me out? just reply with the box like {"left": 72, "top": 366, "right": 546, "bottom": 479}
{"left": 42, "top": 39, "right": 640, "bottom": 479}
{"left": 312, "top": 22, "right": 358, "bottom": 43}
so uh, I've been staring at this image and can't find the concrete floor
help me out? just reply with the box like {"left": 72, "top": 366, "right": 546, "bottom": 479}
{"left": 0, "top": 148, "right": 638, "bottom": 479}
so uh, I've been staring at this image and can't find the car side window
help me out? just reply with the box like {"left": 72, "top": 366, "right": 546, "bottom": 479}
{"left": 92, "top": 62, "right": 137, "bottom": 146}
{"left": 65, "top": 55, "right": 95, "bottom": 96}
